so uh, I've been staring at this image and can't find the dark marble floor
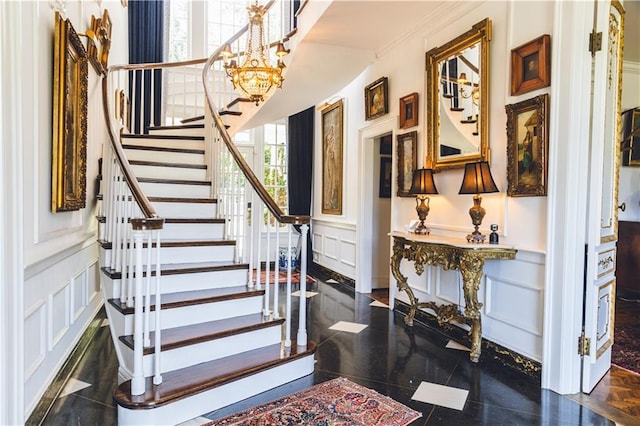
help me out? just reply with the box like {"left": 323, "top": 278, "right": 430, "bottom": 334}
{"left": 42, "top": 277, "right": 617, "bottom": 425}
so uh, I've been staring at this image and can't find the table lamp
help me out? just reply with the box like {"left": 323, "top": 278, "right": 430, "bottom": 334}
{"left": 409, "top": 168, "right": 438, "bottom": 235}
{"left": 458, "top": 161, "right": 498, "bottom": 243}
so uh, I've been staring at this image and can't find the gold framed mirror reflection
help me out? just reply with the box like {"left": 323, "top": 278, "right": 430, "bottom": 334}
{"left": 425, "top": 18, "right": 491, "bottom": 171}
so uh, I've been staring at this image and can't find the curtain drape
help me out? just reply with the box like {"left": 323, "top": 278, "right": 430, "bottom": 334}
{"left": 128, "top": 0, "right": 164, "bottom": 134}
{"left": 288, "top": 106, "right": 314, "bottom": 265}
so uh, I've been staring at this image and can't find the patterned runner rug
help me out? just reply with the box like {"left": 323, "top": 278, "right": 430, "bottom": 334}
{"left": 252, "top": 269, "right": 316, "bottom": 285}
{"left": 207, "top": 377, "right": 421, "bottom": 426}
{"left": 612, "top": 323, "right": 640, "bottom": 375}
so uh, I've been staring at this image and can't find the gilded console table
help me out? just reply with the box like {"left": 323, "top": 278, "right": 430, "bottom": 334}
{"left": 390, "top": 231, "right": 517, "bottom": 362}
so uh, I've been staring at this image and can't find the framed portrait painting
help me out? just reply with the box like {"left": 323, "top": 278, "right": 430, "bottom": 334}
{"left": 52, "top": 12, "right": 88, "bottom": 212}
{"left": 365, "top": 77, "right": 388, "bottom": 121}
{"left": 399, "top": 92, "right": 418, "bottom": 129}
{"left": 510, "top": 34, "right": 551, "bottom": 96}
{"left": 505, "top": 94, "right": 549, "bottom": 197}
{"left": 379, "top": 157, "right": 392, "bottom": 198}
{"left": 321, "top": 100, "right": 344, "bottom": 214}
{"left": 396, "top": 131, "right": 417, "bottom": 197}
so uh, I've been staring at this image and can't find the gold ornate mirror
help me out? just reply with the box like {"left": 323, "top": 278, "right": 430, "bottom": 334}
{"left": 425, "top": 18, "right": 491, "bottom": 170}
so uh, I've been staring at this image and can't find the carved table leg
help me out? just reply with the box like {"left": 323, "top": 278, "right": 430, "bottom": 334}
{"left": 459, "top": 252, "right": 485, "bottom": 362}
{"left": 391, "top": 238, "right": 419, "bottom": 326}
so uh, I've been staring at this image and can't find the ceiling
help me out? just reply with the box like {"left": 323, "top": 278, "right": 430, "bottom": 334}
{"left": 239, "top": 0, "right": 640, "bottom": 131}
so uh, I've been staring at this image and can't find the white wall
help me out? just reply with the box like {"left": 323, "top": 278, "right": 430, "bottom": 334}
{"left": 2, "top": 1, "right": 129, "bottom": 420}
{"left": 618, "top": 61, "right": 640, "bottom": 221}
{"left": 312, "top": 1, "right": 552, "bottom": 361}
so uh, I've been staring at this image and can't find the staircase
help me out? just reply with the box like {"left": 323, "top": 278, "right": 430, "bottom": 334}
{"left": 99, "top": 117, "right": 315, "bottom": 425}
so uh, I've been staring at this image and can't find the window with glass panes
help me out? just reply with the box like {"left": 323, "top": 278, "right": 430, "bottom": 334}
{"left": 263, "top": 121, "right": 288, "bottom": 228}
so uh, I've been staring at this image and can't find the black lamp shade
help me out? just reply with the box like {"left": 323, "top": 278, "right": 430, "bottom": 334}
{"left": 409, "top": 168, "right": 438, "bottom": 195}
{"left": 458, "top": 161, "right": 499, "bottom": 194}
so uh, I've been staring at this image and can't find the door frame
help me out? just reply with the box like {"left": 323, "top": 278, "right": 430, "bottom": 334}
{"left": 356, "top": 116, "right": 397, "bottom": 294}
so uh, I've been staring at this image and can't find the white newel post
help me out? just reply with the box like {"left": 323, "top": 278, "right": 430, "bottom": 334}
{"left": 297, "top": 224, "right": 308, "bottom": 348}
{"left": 131, "top": 229, "right": 146, "bottom": 396}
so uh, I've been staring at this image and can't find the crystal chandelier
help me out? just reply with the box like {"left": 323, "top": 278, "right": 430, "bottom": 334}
{"left": 222, "top": 1, "right": 289, "bottom": 105}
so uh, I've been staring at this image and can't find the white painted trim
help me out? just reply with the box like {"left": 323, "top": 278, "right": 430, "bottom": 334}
{"left": 357, "top": 116, "right": 397, "bottom": 294}
{"left": 542, "top": 0, "right": 593, "bottom": 394}
{"left": 0, "top": 1, "right": 25, "bottom": 423}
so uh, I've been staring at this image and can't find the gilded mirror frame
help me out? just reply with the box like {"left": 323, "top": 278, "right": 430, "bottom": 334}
{"left": 425, "top": 18, "right": 492, "bottom": 171}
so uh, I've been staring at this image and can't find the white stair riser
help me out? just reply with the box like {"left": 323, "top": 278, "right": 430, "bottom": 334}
{"left": 139, "top": 181, "right": 211, "bottom": 198}
{"left": 110, "top": 295, "right": 263, "bottom": 336}
{"left": 116, "top": 355, "right": 315, "bottom": 426}
{"left": 148, "top": 127, "right": 205, "bottom": 137}
{"left": 101, "top": 268, "right": 248, "bottom": 300}
{"left": 132, "top": 164, "right": 207, "bottom": 181}
{"left": 120, "top": 325, "right": 283, "bottom": 376}
{"left": 122, "top": 137, "right": 204, "bottom": 150}
{"left": 124, "top": 148, "right": 205, "bottom": 165}
{"left": 101, "top": 243, "right": 235, "bottom": 267}
{"left": 152, "top": 201, "right": 217, "bottom": 218}
{"left": 162, "top": 222, "right": 224, "bottom": 239}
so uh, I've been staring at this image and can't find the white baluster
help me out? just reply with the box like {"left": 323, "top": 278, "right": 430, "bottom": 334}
{"left": 297, "top": 224, "right": 308, "bottom": 348}
{"left": 144, "top": 231, "right": 152, "bottom": 347}
{"left": 273, "top": 223, "right": 280, "bottom": 319}
{"left": 153, "top": 230, "right": 163, "bottom": 386}
{"left": 131, "top": 229, "right": 146, "bottom": 396}
{"left": 285, "top": 225, "right": 292, "bottom": 347}
{"left": 264, "top": 213, "right": 271, "bottom": 317}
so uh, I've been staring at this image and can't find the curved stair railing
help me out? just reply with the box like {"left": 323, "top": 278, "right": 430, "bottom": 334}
{"left": 100, "top": 0, "right": 308, "bottom": 402}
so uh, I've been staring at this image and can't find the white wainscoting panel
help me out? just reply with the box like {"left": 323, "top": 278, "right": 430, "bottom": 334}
{"left": 49, "top": 283, "right": 70, "bottom": 351}
{"left": 23, "top": 302, "right": 46, "bottom": 381}
{"left": 312, "top": 220, "right": 357, "bottom": 279}
{"left": 72, "top": 271, "right": 85, "bottom": 324}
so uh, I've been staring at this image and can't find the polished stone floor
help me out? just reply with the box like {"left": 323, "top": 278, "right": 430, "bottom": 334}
{"left": 42, "top": 277, "right": 618, "bottom": 425}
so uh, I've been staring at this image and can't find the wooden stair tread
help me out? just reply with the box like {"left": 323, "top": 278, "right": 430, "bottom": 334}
{"left": 130, "top": 160, "right": 207, "bottom": 170}
{"left": 460, "top": 119, "right": 477, "bottom": 124}
{"left": 148, "top": 196, "right": 217, "bottom": 203}
{"left": 181, "top": 115, "right": 204, "bottom": 124}
{"left": 122, "top": 144, "right": 205, "bottom": 154}
{"left": 122, "top": 134, "right": 205, "bottom": 141}
{"left": 450, "top": 107, "right": 465, "bottom": 111}
{"left": 108, "top": 285, "right": 263, "bottom": 314}
{"left": 148, "top": 124, "right": 205, "bottom": 131}
{"left": 119, "top": 313, "right": 285, "bottom": 354}
{"left": 100, "top": 260, "right": 249, "bottom": 279}
{"left": 226, "top": 97, "right": 252, "bottom": 108}
{"left": 114, "top": 340, "right": 317, "bottom": 409}
{"left": 138, "top": 177, "right": 211, "bottom": 186}
{"left": 219, "top": 110, "right": 242, "bottom": 116}
{"left": 164, "top": 218, "right": 225, "bottom": 224}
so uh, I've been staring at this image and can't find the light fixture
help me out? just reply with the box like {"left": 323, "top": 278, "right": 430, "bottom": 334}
{"left": 457, "top": 72, "right": 479, "bottom": 103}
{"left": 458, "top": 161, "right": 499, "bottom": 243}
{"left": 222, "top": 1, "right": 289, "bottom": 106}
{"left": 409, "top": 168, "right": 438, "bottom": 235}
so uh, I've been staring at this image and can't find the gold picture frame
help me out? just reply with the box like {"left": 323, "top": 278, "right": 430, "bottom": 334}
{"left": 505, "top": 94, "right": 549, "bottom": 197}
{"left": 510, "top": 34, "right": 551, "bottom": 96}
{"left": 321, "top": 100, "right": 343, "bottom": 215}
{"left": 365, "top": 77, "right": 388, "bottom": 121}
{"left": 399, "top": 92, "right": 418, "bottom": 129}
{"left": 396, "top": 131, "right": 418, "bottom": 197}
{"left": 52, "top": 12, "right": 88, "bottom": 212}
{"left": 98, "top": 9, "right": 112, "bottom": 71}
{"left": 86, "top": 15, "right": 104, "bottom": 75}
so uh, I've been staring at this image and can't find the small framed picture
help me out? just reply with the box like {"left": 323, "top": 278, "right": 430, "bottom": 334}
{"left": 396, "top": 131, "right": 417, "bottom": 197}
{"left": 505, "top": 94, "right": 549, "bottom": 196}
{"left": 399, "top": 92, "right": 418, "bottom": 129}
{"left": 622, "top": 108, "right": 640, "bottom": 166}
{"left": 365, "top": 77, "right": 388, "bottom": 121}
{"left": 510, "top": 35, "right": 550, "bottom": 96}
{"left": 379, "top": 157, "right": 392, "bottom": 198}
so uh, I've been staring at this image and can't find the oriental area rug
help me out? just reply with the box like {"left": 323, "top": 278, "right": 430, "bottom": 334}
{"left": 207, "top": 377, "right": 421, "bottom": 426}
{"left": 612, "top": 323, "right": 640, "bottom": 375}
{"left": 252, "top": 269, "right": 317, "bottom": 285}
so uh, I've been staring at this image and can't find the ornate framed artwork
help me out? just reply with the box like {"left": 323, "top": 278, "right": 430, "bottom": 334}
{"left": 379, "top": 157, "right": 392, "bottom": 198}
{"left": 399, "top": 92, "right": 418, "bottom": 129}
{"left": 622, "top": 107, "right": 640, "bottom": 166}
{"left": 510, "top": 34, "right": 551, "bottom": 96}
{"left": 365, "top": 77, "right": 388, "bottom": 121}
{"left": 321, "top": 100, "right": 344, "bottom": 214}
{"left": 52, "top": 12, "right": 88, "bottom": 212}
{"left": 86, "top": 15, "right": 104, "bottom": 75}
{"left": 396, "top": 131, "right": 417, "bottom": 197}
{"left": 505, "top": 94, "right": 549, "bottom": 197}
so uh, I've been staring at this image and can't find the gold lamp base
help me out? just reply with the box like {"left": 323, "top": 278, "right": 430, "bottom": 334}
{"left": 415, "top": 196, "right": 430, "bottom": 235}
{"left": 466, "top": 194, "right": 486, "bottom": 243}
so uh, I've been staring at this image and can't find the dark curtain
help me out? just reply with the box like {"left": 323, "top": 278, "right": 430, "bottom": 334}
{"left": 288, "top": 106, "right": 314, "bottom": 265}
{"left": 128, "top": 0, "right": 164, "bottom": 134}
